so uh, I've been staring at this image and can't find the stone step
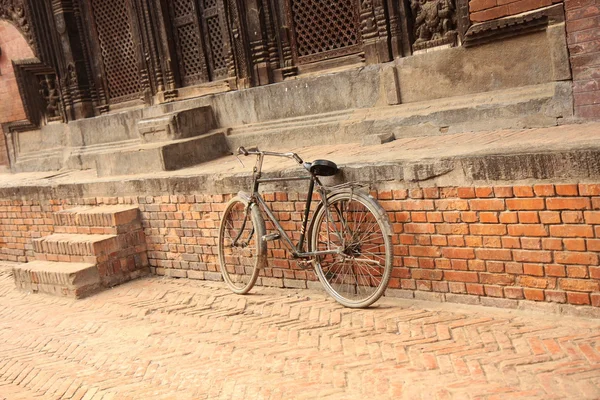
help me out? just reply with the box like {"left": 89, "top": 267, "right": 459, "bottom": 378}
{"left": 53, "top": 205, "right": 141, "bottom": 234}
{"left": 33, "top": 234, "right": 119, "bottom": 261}
{"left": 225, "top": 82, "right": 569, "bottom": 150}
{"left": 13, "top": 261, "right": 100, "bottom": 299}
{"left": 95, "top": 131, "right": 229, "bottom": 177}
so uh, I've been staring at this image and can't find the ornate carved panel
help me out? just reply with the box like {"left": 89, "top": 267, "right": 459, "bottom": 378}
{"left": 90, "top": 0, "right": 142, "bottom": 102}
{"left": 287, "top": 0, "right": 362, "bottom": 64}
{"left": 410, "top": 0, "right": 457, "bottom": 51}
{"left": 168, "top": 0, "right": 209, "bottom": 86}
{"left": 201, "top": 0, "right": 230, "bottom": 80}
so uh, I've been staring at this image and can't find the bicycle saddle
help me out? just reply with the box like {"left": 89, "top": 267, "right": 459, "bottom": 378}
{"left": 309, "top": 159, "right": 338, "bottom": 176}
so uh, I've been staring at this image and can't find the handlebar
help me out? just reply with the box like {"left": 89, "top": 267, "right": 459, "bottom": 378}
{"left": 237, "top": 146, "right": 303, "bottom": 164}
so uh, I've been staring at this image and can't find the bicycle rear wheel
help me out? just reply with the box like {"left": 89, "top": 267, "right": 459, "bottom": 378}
{"left": 218, "top": 196, "right": 266, "bottom": 294}
{"left": 309, "top": 190, "right": 393, "bottom": 308}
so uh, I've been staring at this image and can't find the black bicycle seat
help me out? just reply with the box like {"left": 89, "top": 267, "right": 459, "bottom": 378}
{"left": 309, "top": 159, "right": 338, "bottom": 176}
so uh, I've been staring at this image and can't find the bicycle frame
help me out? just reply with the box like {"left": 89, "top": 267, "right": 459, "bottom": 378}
{"left": 240, "top": 149, "right": 343, "bottom": 259}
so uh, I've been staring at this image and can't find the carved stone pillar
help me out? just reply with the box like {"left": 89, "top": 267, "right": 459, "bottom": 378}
{"left": 243, "top": 0, "right": 271, "bottom": 86}
{"left": 360, "top": 0, "right": 393, "bottom": 64}
{"left": 410, "top": 0, "right": 458, "bottom": 52}
{"left": 51, "top": 0, "right": 94, "bottom": 119}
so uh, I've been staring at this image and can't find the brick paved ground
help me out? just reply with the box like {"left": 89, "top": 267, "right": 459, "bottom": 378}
{"left": 0, "top": 263, "right": 599, "bottom": 400}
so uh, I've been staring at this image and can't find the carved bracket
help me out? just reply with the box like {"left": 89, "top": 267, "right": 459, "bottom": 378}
{"left": 12, "top": 58, "right": 64, "bottom": 127}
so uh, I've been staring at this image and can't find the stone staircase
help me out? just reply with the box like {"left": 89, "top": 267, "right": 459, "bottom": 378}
{"left": 13, "top": 205, "right": 149, "bottom": 298}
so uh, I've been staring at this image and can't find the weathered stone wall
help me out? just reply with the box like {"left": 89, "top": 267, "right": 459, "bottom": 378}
{"left": 565, "top": 0, "right": 600, "bottom": 119}
{"left": 0, "top": 21, "right": 35, "bottom": 167}
{"left": 1, "top": 182, "right": 599, "bottom": 314}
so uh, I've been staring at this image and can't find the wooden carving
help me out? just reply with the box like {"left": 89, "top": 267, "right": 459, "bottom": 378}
{"left": 411, "top": 0, "right": 457, "bottom": 51}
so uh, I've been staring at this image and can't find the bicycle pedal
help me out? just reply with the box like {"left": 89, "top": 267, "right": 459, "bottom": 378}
{"left": 262, "top": 233, "right": 280, "bottom": 242}
{"left": 297, "top": 260, "right": 314, "bottom": 269}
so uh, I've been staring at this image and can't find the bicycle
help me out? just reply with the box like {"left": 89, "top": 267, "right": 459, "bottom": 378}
{"left": 218, "top": 147, "right": 393, "bottom": 308}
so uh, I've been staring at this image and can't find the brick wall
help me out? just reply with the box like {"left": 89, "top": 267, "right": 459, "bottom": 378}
{"left": 1, "top": 182, "right": 599, "bottom": 312}
{"left": 566, "top": 0, "right": 600, "bottom": 119}
{"left": 469, "top": 0, "right": 562, "bottom": 22}
{"left": 0, "top": 20, "right": 35, "bottom": 167}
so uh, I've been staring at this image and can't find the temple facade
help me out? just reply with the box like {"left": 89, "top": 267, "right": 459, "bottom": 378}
{"left": 0, "top": 0, "right": 598, "bottom": 173}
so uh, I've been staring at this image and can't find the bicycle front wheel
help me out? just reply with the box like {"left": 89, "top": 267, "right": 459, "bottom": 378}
{"left": 309, "top": 190, "right": 393, "bottom": 308}
{"left": 218, "top": 196, "right": 266, "bottom": 294}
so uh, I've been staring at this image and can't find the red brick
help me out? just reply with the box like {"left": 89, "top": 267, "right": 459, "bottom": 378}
{"left": 440, "top": 188, "right": 458, "bottom": 198}
{"left": 393, "top": 189, "right": 408, "bottom": 200}
{"left": 436, "top": 223, "right": 469, "bottom": 235}
{"left": 409, "top": 246, "right": 441, "bottom": 257}
{"left": 470, "top": 0, "right": 497, "bottom": 12}
{"left": 513, "top": 186, "right": 535, "bottom": 197}
{"left": 506, "top": 198, "right": 545, "bottom": 210}
{"left": 493, "top": 186, "right": 514, "bottom": 198}
{"left": 518, "top": 211, "right": 540, "bottom": 224}
{"left": 519, "top": 276, "right": 550, "bottom": 289}
{"left": 426, "top": 212, "right": 443, "bottom": 223}
{"left": 579, "top": 184, "right": 600, "bottom": 196}
{"left": 521, "top": 237, "right": 541, "bottom": 250}
{"left": 524, "top": 288, "right": 545, "bottom": 301}
{"left": 432, "top": 281, "right": 449, "bottom": 292}
{"left": 435, "top": 199, "right": 469, "bottom": 211}
{"left": 546, "top": 198, "right": 591, "bottom": 210}
{"left": 533, "top": 184, "right": 555, "bottom": 197}
{"left": 466, "top": 283, "right": 485, "bottom": 295}
{"left": 484, "top": 285, "right": 504, "bottom": 297}
{"left": 403, "top": 200, "right": 435, "bottom": 211}
{"left": 587, "top": 239, "right": 600, "bottom": 251}
{"left": 470, "top": 224, "right": 507, "bottom": 235}
{"left": 566, "top": 265, "right": 588, "bottom": 278}
{"left": 447, "top": 236, "right": 465, "bottom": 246}
{"left": 549, "top": 225, "right": 594, "bottom": 238}
{"left": 559, "top": 278, "right": 600, "bottom": 292}
{"left": 544, "top": 264, "right": 567, "bottom": 277}
{"left": 475, "top": 248, "right": 512, "bottom": 261}
{"left": 567, "top": 292, "right": 590, "bottom": 305}
{"left": 411, "top": 212, "right": 428, "bottom": 222}
{"left": 555, "top": 184, "right": 579, "bottom": 196}
{"left": 483, "top": 236, "right": 501, "bottom": 248}
{"left": 422, "top": 187, "right": 440, "bottom": 199}
{"left": 499, "top": 212, "right": 518, "bottom": 223}
{"left": 555, "top": 251, "right": 598, "bottom": 265}
{"left": 542, "top": 238, "right": 563, "bottom": 250}
{"left": 480, "top": 212, "right": 499, "bottom": 223}
{"left": 513, "top": 250, "right": 551, "bottom": 263}
{"left": 592, "top": 293, "right": 600, "bottom": 307}
{"left": 442, "top": 247, "right": 475, "bottom": 259}
{"left": 561, "top": 211, "right": 585, "bottom": 223}
{"left": 468, "top": 259, "right": 486, "bottom": 271}
{"left": 431, "top": 235, "right": 447, "bottom": 246}
{"left": 444, "top": 271, "right": 479, "bottom": 283}
{"left": 507, "top": 224, "right": 548, "bottom": 237}
{"left": 412, "top": 269, "right": 443, "bottom": 280}
{"left": 502, "top": 237, "right": 521, "bottom": 248}
{"left": 469, "top": 199, "right": 505, "bottom": 211}
{"left": 504, "top": 287, "right": 524, "bottom": 299}
{"left": 486, "top": 261, "right": 505, "bottom": 273}
{"left": 539, "top": 211, "right": 561, "bottom": 224}
{"left": 465, "top": 236, "right": 482, "bottom": 247}
{"left": 448, "top": 281, "right": 467, "bottom": 293}
{"left": 545, "top": 290, "right": 567, "bottom": 303}
{"left": 475, "top": 187, "right": 494, "bottom": 198}
{"left": 443, "top": 211, "right": 461, "bottom": 223}
{"left": 409, "top": 188, "right": 423, "bottom": 199}
{"left": 480, "top": 273, "right": 514, "bottom": 285}
{"left": 523, "top": 263, "right": 544, "bottom": 276}
{"left": 584, "top": 211, "right": 600, "bottom": 224}
{"left": 405, "top": 223, "right": 436, "bottom": 234}
{"left": 563, "top": 238, "right": 586, "bottom": 251}
{"left": 457, "top": 187, "right": 476, "bottom": 199}
{"left": 460, "top": 212, "right": 478, "bottom": 222}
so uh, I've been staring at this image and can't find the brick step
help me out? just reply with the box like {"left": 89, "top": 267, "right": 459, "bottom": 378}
{"left": 33, "top": 234, "right": 119, "bottom": 261}
{"left": 53, "top": 205, "right": 141, "bottom": 234}
{"left": 13, "top": 261, "right": 100, "bottom": 299}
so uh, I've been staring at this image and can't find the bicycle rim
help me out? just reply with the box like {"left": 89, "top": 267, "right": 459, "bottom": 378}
{"left": 218, "top": 197, "right": 265, "bottom": 294}
{"left": 310, "top": 191, "right": 392, "bottom": 308}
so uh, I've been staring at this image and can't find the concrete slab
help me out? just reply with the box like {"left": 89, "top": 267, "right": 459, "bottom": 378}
{"left": 0, "top": 273, "right": 598, "bottom": 398}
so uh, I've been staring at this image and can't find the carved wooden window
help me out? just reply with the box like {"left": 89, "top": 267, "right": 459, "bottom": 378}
{"left": 169, "top": 0, "right": 210, "bottom": 86}
{"left": 200, "top": 0, "right": 230, "bottom": 81}
{"left": 288, "top": 0, "right": 362, "bottom": 64}
{"left": 90, "top": 0, "right": 142, "bottom": 102}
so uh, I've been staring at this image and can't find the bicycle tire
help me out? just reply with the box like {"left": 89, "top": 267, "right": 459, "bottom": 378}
{"left": 309, "top": 190, "right": 393, "bottom": 308}
{"left": 218, "top": 196, "right": 266, "bottom": 294}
